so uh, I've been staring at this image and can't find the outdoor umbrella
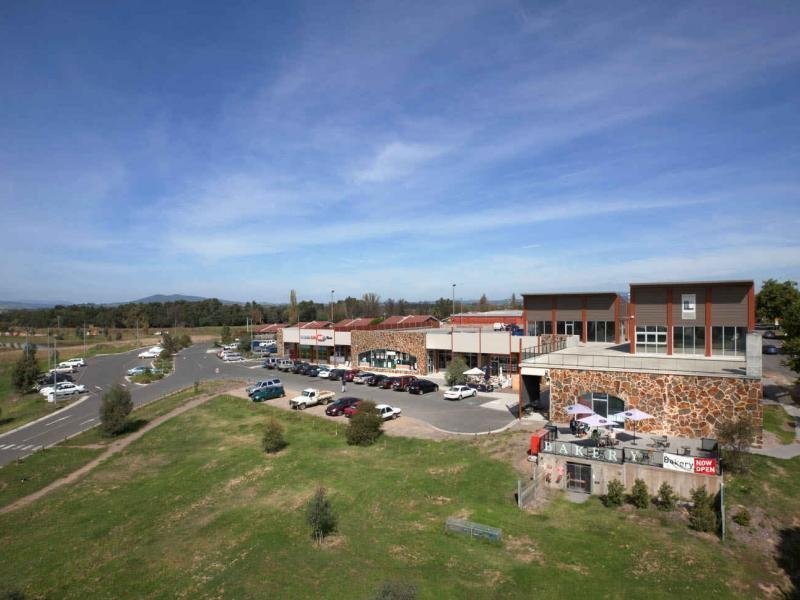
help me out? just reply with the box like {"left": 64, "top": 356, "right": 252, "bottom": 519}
{"left": 564, "top": 403, "right": 594, "bottom": 415}
{"left": 611, "top": 408, "right": 654, "bottom": 445}
{"left": 578, "top": 414, "right": 612, "bottom": 428}
{"left": 463, "top": 367, "right": 485, "bottom": 376}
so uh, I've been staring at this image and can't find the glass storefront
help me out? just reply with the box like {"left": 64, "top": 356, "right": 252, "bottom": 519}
{"left": 528, "top": 321, "right": 553, "bottom": 336}
{"left": 711, "top": 326, "right": 747, "bottom": 357}
{"left": 635, "top": 325, "right": 667, "bottom": 353}
{"left": 578, "top": 392, "right": 625, "bottom": 418}
{"left": 673, "top": 326, "right": 705, "bottom": 355}
{"left": 587, "top": 321, "right": 616, "bottom": 342}
{"left": 358, "top": 349, "right": 417, "bottom": 370}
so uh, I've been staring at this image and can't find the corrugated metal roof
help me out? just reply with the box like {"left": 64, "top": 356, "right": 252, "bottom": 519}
{"left": 254, "top": 323, "right": 287, "bottom": 333}
{"left": 332, "top": 317, "right": 376, "bottom": 330}
{"left": 452, "top": 310, "right": 523, "bottom": 317}
{"left": 629, "top": 280, "right": 753, "bottom": 288}
{"left": 381, "top": 315, "right": 438, "bottom": 326}
{"left": 521, "top": 291, "right": 619, "bottom": 297}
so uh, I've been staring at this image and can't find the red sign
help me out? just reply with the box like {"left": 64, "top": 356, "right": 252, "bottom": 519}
{"left": 694, "top": 458, "right": 717, "bottom": 475}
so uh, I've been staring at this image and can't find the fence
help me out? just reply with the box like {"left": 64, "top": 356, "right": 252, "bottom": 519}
{"left": 517, "top": 469, "right": 542, "bottom": 508}
{"left": 444, "top": 517, "right": 502, "bottom": 542}
{"left": 521, "top": 337, "right": 567, "bottom": 360}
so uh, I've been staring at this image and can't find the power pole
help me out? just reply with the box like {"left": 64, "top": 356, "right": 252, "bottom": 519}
{"left": 330, "top": 290, "right": 335, "bottom": 322}
{"left": 451, "top": 283, "right": 456, "bottom": 328}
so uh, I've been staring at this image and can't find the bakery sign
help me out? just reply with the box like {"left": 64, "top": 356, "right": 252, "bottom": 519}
{"left": 300, "top": 333, "right": 333, "bottom": 342}
{"left": 662, "top": 452, "right": 718, "bottom": 476}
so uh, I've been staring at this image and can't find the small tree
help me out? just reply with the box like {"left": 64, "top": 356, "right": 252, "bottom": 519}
{"left": 177, "top": 333, "right": 192, "bottom": 349}
{"left": 346, "top": 400, "right": 383, "bottom": 446}
{"left": 238, "top": 334, "right": 252, "bottom": 354}
{"left": 11, "top": 346, "right": 39, "bottom": 393}
{"left": 717, "top": 417, "right": 756, "bottom": 473}
{"left": 656, "top": 482, "right": 678, "bottom": 511}
{"left": 262, "top": 417, "right": 286, "bottom": 453}
{"left": 220, "top": 325, "right": 232, "bottom": 344}
{"left": 603, "top": 478, "right": 625, "bottom": 507}
{"left": 444, "top": 356, "right": 468, "bottom": 387}
{"left": 99, "top": 384, "right": 133, "bottom": 436}
{"left": 373, "top": 581, "right": 418, "bottom": 600}
{"left": 305, "top": 487, "right": 336, "bottom": 543}
{"left": 689, "top": 487, "right": 718, "bottom": 533}
{"left": 629, "top": 478, "right": 650, "bottom": 509}
{"left": 161, "top": 332, "right": 179, "bottom": 355}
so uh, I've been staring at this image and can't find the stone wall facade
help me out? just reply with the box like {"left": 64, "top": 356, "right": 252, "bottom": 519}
{"left": 351, "top": 330, "right": 428, "bottom": 374}
{"left": 549, "top": 368, "right": 762, "bottom": 441}
{"left": 276, "top": 328, "right": 285, "bottom": 356}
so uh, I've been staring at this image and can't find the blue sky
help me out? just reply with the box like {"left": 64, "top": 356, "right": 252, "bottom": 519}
{"left": 1, "top": 1, "right": 799, "bottom": 304}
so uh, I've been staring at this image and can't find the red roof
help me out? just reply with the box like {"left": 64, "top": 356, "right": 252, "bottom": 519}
{"left": 254, "top": 323, "right": 288, "bottom": 334}
{"left": 293, "top": 321, "right": 333, "bottom": 329}
{"left": 377, "top": 315, "right": 440, "bottom": 329}
{"left": 333, "top": 317, "right": 376, "bottom": 331}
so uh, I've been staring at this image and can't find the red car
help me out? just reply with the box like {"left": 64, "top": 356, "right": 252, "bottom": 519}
{"left": 343, "top": 369, "right": 358, "bottom": 382}
{"left": 391, "top": 376, "right": 417, "bottom": 391}
{"left": 325, "top": 396, "right": 361, "bottom": 416}
{"left": 343, "top": 400, "right": 363, "bottom": 417}
{"left": 379, "top": 377, "right": 398, "bottom": 390}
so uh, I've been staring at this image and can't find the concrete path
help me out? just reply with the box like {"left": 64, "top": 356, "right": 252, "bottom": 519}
{"left": 752, "top": 398, "right": 800, "bottom": 459}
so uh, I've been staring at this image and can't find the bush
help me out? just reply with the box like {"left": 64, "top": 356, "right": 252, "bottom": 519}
{"left": 305, "top": 487, "right": 336, "bottom": 543}
{"left": 220, "top": 325, "right": 232, "bottom": 344}
{"left": 373, "top": 581, "right": 418, "bottom": 600}
{"left": 114, "top": 331, "right": 122, "bottom": 341}
{"left": 732, "top": 507, "right": 751, "bottom": 527}
{"left": 161, "top": 332, "right": 179, "bottom": 355}
{"left": 238, "top": 334, "right": 252, "bottom": 354}
{"left": 262, "top": 417, "right": 286, "bottom": 453}
{"left": 629, "top": 478, "right": 650, "bottom": 509}
{"left": 656, "top": 482, "right": 678, "bottom": 511}
{"left": 444, "top": 356, "right": 468, "bottom": 386}
{"left": 717, "top": 417, "right": 756, "bottom": 474}
{"left": 178, "top": 333, "right": 192, "bottom": 349}
{"left": 11, "top": 347, "right": 39, "bottom": 393}
{"left": 99, "top": 384, "right": 133, "bottom": 436}
{"left": 689, "top": 487, "right": 718, "bottom": 533}
{"left": 603, "top": 479, "right": 625, "bottom": 507}
{"left": 346, "top": 401, "right": 383, "bottom": 446}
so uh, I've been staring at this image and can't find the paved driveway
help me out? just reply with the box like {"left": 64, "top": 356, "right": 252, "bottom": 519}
{"left": 0, "top": 344, "right": 517, "bottom": 466}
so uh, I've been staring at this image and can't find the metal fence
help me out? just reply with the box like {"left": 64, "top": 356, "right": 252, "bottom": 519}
{"left": 444, "top": 517, "right": 502, "bottom": 542}
{"left": 521, "top": 337, "right": 567, "bottom": 360}
{"left": 517, "top": 470, "right": 541, "bottom": 509}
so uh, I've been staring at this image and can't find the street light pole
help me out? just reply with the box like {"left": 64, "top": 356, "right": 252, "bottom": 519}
{"left": 330, "top": 290, "right": 335, "bottom": 322}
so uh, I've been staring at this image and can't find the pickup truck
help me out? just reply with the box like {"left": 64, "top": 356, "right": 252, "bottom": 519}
{"left": 289, "top": 388, "right": 336, "bottom": 410}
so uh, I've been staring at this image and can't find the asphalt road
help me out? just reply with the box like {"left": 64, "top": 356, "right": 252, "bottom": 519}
{"left": 0, "top": 344, "right": 516, "bottom": 467}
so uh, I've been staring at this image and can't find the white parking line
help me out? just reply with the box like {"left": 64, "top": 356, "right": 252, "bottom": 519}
{"left": 94, "top": 385, "right": 103, "bottom": 391}
{"left": 0, "top": 444, "right": 13, "bottom": 450}
{"left": 47, "top": 416, "right": 71, "bottom": 426}
{"left": 80, "top": 418, "right": 97, "bottom": 425}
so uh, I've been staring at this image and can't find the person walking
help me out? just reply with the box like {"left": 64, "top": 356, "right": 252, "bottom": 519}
{"left": 341, "top": 376, "right": 347, "bottom": 393}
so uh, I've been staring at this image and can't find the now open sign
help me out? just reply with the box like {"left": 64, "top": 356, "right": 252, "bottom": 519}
{"left": 693, "top": 458, "right": 718, "bottom": 475}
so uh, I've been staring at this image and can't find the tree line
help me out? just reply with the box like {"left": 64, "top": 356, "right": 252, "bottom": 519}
{"left": 0, "top": 291, "right": 520, "bottom": 329}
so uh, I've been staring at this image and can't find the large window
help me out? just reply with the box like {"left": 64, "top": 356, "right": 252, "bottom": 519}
{"left": 673, "top": 326, "right": 705, "bottom": 355}
{"left": 556, "top": 321, "right": 583, "bottom": 337}
{"left": 635, "top": 325, "right": 667, "bottom": 353}
{"left": 587, "top": 321, "right": 616, "bottom": 342}
{"left": 578, "top": 392, "right": 625, "bottom": 418}
{"left": 358, "top": 349, "right": 417, "bottom": 369}
{"left": 711, "top": 326, "right": 747, "bottom": 357}
{"left": 528, "top": 321, "right": 553, "bottom": 336}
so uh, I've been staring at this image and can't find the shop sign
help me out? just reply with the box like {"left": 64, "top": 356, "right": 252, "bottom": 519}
{"left": 662, "top": 453, "right": 718, "bottom": 476}
{"left": 299, "top": 333, "right": 333, "bottom": 342}
{"left": 541, "top": 440, "right": 623, "bottom": 464}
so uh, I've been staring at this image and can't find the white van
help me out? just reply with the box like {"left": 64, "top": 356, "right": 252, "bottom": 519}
{"left": 277, "top": 359, "right": 294, "bottom": 371}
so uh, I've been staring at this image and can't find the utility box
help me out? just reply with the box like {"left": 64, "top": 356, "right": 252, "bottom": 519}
{"left": 529, "top": 428, "right": 550, "bottom": 455}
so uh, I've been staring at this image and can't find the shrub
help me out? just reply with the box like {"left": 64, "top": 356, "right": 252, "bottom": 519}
{"left": 99, "top": 384, "right": 133, "bottom": 436}
{"left": 346, "top": 401, "right": 383, "bottom": 446}
{"left": 373, "top": 581, "right": 418, "bottom": 600}
{"left": 238, "top": 334, "right": 252, "bottom": 354}
{"left": 11, "top": 347, "right": 39, "bottom": 393}
{"left": 161, "top": 333, "right": 179, "bottom": 355}
{"left": 445, "top": 356, "right": 468, "bottom": 386}
{"left": 262, "top": 417, "right": 286, "bottom": 453}
{"left": 178, "top": 333, "right": 192, "bottom": 349}
{"left": 629, "top": 478, "right": 650, "bottom": 509}
{"left": 732, "top": 508, "right": 751, "bottom": 527}
{"left": 717, "top": 417, "right": 756, "bottom": 473}
{"left": 603, "top": 479, "right": 625, "bottom": 507}
{"left": 114, "top": 331, "right": 122, "bottom": 341}
{"left": 220, "top": 325, "right": 232, "bottom": 344}
{"left": 656, "top": 482, "right": 678, "bottom": 511}
{"left": 689, "top": 487, "right": 718, "bottom": 533}
{"left": 305, "top": 487, "right": 336, "bottom": 543}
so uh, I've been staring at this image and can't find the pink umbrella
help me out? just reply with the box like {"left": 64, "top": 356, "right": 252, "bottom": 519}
{"left": 611, "top": 408, "right": 654, "bottom": 445}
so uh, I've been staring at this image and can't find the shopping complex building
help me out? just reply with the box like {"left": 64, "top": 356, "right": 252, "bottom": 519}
{"left": 519, "top": 280, "right": 762, "bottom": 441}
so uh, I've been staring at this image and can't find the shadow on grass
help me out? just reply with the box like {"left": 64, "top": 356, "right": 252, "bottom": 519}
{"left": 0, "top": 417, "right": 15, "bottom": 427}
{"left": 101, "top": 419, "right": 149, "bottom": 439}
{"left": 777, "top": 527, "right": 800, "bottom": 599}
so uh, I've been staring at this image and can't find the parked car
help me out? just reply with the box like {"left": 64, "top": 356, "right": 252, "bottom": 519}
{"left": 391, "top": 376, "right": 417, "bottom": 391}
{"left": 352, "top": 372, "right": 374, "bottom": 385}
{"left": 343, "top": 400, "right": 363, "bottom": 417}
{"left": 292, "top": 362, "right": 311, "bottom": 374}
{"left": 127, "top": 366, "right": 152, "bottom": 376}
{"left": 317, "top": 366, "right": 336, "bottom": 378}
{"left": 138, "top": 346, "right": 163, "bottom": 358}
{"left": 408, "top": 379, "right": 439, "bottom": 394}
{"left": 251, "top": 385, "right": 285, "bottom": 402}
{"left": 306, "top": 365, "right": 322, "bottom": 377}
{"left": 467, "top": 382, "right": 494, "bottom": 393}
{"left": 444, "top": 385, "right": 477, "bottom": 400}
{"left": 61, "top": 358, "right": 86, "bottom": 369}
{"left": 379, "top": 377, "right": 399, "bottom": 389}
{"left": 222, "top": 352, "right": 244, "bottom": 362}
{"left": 366, "top": 374, "right": 389, "bottom": 387}
{"left": 262, "top": 357, "right": 279, "bottom": 369}
{"left": 763, "top": 345, "right": 779, "bottom": 355}
{"left": 375, "top": 404, "right": 402, "bottom": 420}
{"left": 49, "top": 364, "right": 76, "bottom": 375}
{"left": 277, "top": 359, "right": 294, "bottom": 371}
{"left": 342, "top": 369, "right": 358, "bottom": 382}
{"left": 247, "top": 379, "right": 283, "bottom": 395}
{"left": 325, "top": 396, "right": 361, "bottom": 416}
{"left": 40, "top": 381, "right": 87, "bottom": 397}
{"left": 327, "top": 368, "right": 345, "bottom": 381}
{"left": 289, "top": 388, "right": 336, "bottom": 410}
{"left": 35, "top": 372, "right": 73, "bottom": 390}
{"left": 763, "top": 330, "right": 780, "bottom": 339}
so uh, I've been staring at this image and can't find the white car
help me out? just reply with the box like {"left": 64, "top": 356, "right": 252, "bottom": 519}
{"left": 222, "top": 352, "right": 244, "bottom": 362}
{"left": 443, "top": 385, "right": 477, "bottom": 401}
{"left": 375, "top": 404, "right": 402, "bottom": 420}
{"left": 352, "top": 372, "right": 374, "bottom": 384}
{"left": 61, "top": 358, "right": 86, "bottom": 368}
{"left": 40, "top": 381, "right": 87, "bottom": 397}
{"left": 317, "top": 366, "right": 335, "bottom": 379}
{"left": 50, "top": 364, "right": 76, "bottom": 374}
{"left": 138, "top": 346, "right": 163, "bottom": 358}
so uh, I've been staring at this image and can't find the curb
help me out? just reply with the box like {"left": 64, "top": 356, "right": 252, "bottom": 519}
{"left": 427, "top": 418, "right": 521, "bottom": 437}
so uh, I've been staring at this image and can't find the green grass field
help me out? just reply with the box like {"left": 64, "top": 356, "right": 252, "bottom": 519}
{"left": 0, "top": 395, "right": 786, "bottom": 599}
{"left": 762, "top": 405, "right": 797, "bottom": 445}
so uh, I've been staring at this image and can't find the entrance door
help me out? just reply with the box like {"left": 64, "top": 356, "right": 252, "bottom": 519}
{"left": 566, "top": 462, "right": 591, "bottom": 493}
{"left": 565, "top": 322, "right": 574, "bottom": 336}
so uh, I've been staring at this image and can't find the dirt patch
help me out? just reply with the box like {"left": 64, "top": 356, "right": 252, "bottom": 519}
{"left": 555, "top": 562, "right": 589, "bottom": 575}
{"left": 318, "top": 534, "right": 347, "bottom": 549}
{"left": 427, "top": 465, "right": 466, "bottom": 477}
{"left": 389, "top": 544, "right": 422, "bottom": 564}
{"left": 91, "top": 452, "right": 170, "bottom": 483}
{"left": 505, "top": 534, "right": 543, "bottom": 564}
{"left": 426, "top": 495, "right": 452, "bottom": 505}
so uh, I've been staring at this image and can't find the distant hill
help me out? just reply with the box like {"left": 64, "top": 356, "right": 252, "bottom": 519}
{"left": 130, "top": 294, "right": 240, "bottom": 305}
{"left": 0, "top": 300, "right": 57, "bottom": 310}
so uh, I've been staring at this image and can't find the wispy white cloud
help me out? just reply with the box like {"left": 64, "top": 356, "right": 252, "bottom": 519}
{"left": 353, "top": 142, "right": 450, "bottom": 183}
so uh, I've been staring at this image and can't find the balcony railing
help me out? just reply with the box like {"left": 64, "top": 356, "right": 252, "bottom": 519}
{"left": 521, "top": 337, "right": 567, "bottom": 360}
